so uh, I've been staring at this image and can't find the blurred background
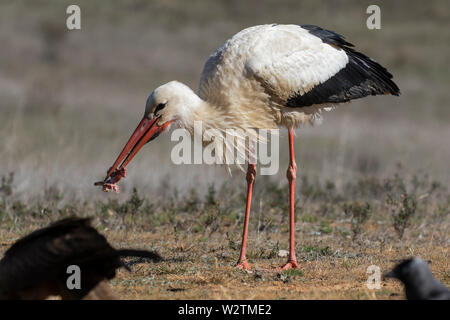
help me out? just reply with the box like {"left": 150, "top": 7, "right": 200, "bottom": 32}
{"left": 0, "top": 0, "right": 449, "bottom": 201}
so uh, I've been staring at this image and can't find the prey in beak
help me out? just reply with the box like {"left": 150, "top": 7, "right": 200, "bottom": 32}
{"left": 95, "top": 116, "right": 171, "bottom": 193}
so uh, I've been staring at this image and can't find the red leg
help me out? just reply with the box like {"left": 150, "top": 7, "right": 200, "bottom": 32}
{"left": 280, "top": 128, "right": 299, "bottom": 270}
{"left": 236, "top": 163, "right": 256, "bottom": 270}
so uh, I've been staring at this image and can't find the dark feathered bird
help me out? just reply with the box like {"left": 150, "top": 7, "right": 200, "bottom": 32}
{"left": 0, "top": 217, "right": 162, "bottom": 300}
{"left": 385, "top": 258, "right": 450, "bottom": 300}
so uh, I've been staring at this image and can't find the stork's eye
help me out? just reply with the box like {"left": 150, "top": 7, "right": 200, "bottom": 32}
{"left": 154, "top": 103, "right": 167, "bottom": 116}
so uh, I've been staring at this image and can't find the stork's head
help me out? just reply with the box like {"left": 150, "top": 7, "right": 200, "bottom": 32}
{"left": 144, "top": 81, "right": 201, "bottom": 127}
{"left": 102, "top": 81, "right": 201, "bottom": 183}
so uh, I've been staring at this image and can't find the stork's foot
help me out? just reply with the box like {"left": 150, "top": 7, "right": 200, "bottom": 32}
{"left": 277, "top": 259, "right": 299, "bottom": 270}
{"left": 236, "top": 259, "right": 251, "bottom": 270}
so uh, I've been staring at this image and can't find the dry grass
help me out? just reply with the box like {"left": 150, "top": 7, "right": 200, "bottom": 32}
{"left": 109, "top": 246, "right": 447, "bottom": 300}
{"left": 0, "top": 171, "right": 448, "bottom": 299}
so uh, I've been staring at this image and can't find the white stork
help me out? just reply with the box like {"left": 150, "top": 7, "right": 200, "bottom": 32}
{"left": 95, "top": 24, "right": 400, "bottom": 270}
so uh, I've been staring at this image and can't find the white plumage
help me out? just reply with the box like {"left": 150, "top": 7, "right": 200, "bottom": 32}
{"left": 200, "top": 24, "right": 348, "bottom": 111}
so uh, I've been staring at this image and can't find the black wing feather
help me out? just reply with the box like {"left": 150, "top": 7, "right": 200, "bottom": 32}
{"left": 286, "top": 25, "right": 400, "bottom": 107}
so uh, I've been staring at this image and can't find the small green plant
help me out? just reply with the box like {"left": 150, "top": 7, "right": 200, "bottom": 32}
{"left": 0, "top": 172, "right": 14, "bottom": 197}
{"left": 43, "top": 185, "right": 63, "bottom": 204}
{"left": 436, "top": 196, "right": 450, "bottom": 218}
{"left": 318, "top": 203, "right": 336, "bottom": 217}
{"left": 301, "top": 214, "right": 318, "bottom": 223}
{"left": 319, "top": 220, "right": 333, "bottom": 234}
{"left": 226, "top": 232, "right": 238, "bottom": 251}
{"left": 205, "top": 184, "right": 218, "bottom": 207}
{"left": 101, "top": 187, "right": 144, "bottom": 226}
{"left": 12, "top": 200, "right": 29, "bottom": 216}
{"left": 182, "top": 188, "right": 200, "bottom": 213}
{"left": 342, "top": 201, "right": 372, "bottom": 240}
{"left": 302, "top": 245, "right": 333, "bottom": 261}
{"left": 281, "top": 268, "right": 304, "bottom": 278}
{"left": 265, "top": 241, "right": 280, "bottom": 259}
{"left": 128, "top": 187, "right": 144, "bottom": 215}
{"left": 386, "top": 191, "right": 417, "bottom": 239}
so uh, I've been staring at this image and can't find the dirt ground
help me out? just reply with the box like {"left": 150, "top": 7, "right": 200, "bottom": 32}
{"left": 106, "top": 225, "right": 448, "bottom": 300}
{"left": 2, "top": 173, "right": 447, "bottom": 300}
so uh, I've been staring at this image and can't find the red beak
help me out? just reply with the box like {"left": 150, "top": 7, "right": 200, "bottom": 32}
{"left": 97, "top": 116, "right": 171, "bottom": 191}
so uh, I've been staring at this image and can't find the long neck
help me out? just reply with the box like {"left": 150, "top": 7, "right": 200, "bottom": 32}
{"left": 184, "top": 96, "right": 278, "bottom": 135}
{"left": 179, "top": 92, "right": 237, "bottom": 135}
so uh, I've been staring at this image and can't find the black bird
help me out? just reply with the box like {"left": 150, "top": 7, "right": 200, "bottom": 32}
{"left": 0, "top": 217, "right": 162, "bottom": 300}
{"left": 385, "top": 258, "right": 450, "bottom": 300}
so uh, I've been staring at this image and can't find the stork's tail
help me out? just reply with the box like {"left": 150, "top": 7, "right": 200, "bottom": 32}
{"left": 291, "top": 24, "right": 400, "bottom": 108}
